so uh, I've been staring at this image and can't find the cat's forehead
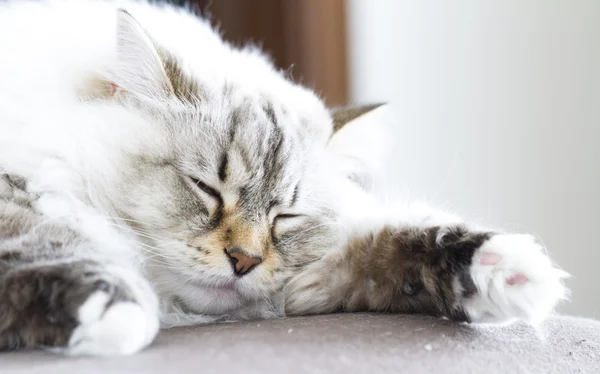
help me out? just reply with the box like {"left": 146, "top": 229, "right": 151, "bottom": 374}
{"left": 174, "top": 91, "right": 309, "bottom": 207}
{"left": 219, "top": 96, "right": 305, "bottom": 200}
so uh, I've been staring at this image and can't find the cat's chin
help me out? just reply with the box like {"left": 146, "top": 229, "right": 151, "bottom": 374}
{"left": 172, "top": 280, "right": 250, "bottom": 315}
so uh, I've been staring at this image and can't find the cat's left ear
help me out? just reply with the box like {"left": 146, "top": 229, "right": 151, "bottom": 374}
{"left": 106, "top": 9, "right": 177, "bottom": 99}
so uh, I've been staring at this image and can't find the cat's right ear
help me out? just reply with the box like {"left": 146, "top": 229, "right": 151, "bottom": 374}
{"left": 106, "top": 9, "right": 175, "bottom": 99}
{"left": 326, "top": 103, "right": 391, "bottom": 192}
{"left": 330, "top": 104, "right": 386, "bottom": 136}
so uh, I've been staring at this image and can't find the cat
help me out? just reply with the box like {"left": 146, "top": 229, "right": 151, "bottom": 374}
{"left": 0, "top": 0, "right": 568, "bottom": 356}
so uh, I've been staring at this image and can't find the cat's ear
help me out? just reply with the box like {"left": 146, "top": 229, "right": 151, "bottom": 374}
{"left": 330, "top": 103, "right": 386, "bottom": 135}
{"left": 327, "top": 103, "right": 391, "bottom": 192}
{"left": 108, "top": 9, "right": 175, "bottom": 99}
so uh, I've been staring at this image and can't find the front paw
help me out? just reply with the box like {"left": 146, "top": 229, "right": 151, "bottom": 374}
{"left": 2, "top": 261, "right": 159, "bottom": 355}
{"left": 461, "top": 233, "right": 569, "bottom": 324}
{"left": 66, "top": 292, "right": 157, "bottom": 356}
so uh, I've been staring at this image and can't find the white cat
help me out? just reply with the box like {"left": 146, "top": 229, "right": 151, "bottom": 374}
{"left": 0, "top": 0, "right": 568, "bottom": 356}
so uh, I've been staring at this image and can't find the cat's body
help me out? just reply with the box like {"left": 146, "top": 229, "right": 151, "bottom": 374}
{"left": 0, "top": 0, "right": 568, "bottom": 356}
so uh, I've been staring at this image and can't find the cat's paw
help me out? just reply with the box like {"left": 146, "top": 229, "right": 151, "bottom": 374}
{"left": 65, "top": 291, "right": 158, "bottom": 356}
{"left": 460, "top": 233, "right": 569, "bottom": 324}
{"left": 62, "top": 265, "right": 159, "bottom": 356}
{"left": 2, "top": 261, "right": 159, "bottom": 355}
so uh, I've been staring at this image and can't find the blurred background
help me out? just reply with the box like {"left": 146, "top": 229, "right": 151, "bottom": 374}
{"left": 186, "top": 0, "right": 599, "bottom": 319}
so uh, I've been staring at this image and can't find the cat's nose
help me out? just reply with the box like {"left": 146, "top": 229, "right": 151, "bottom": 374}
{"left": 224, "top": 248, "right": 262, "bottom": 276}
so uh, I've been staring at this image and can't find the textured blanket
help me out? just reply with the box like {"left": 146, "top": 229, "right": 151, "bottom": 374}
{"left": 3, "top": 314, "right": 599, "bottom": 373}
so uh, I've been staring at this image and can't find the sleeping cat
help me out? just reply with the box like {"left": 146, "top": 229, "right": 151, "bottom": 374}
{"left": 0, "top": 0, "right": 568, "bottom": 356}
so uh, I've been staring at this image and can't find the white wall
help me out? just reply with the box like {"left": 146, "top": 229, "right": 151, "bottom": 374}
{"left": 347, "top": 0, "right": 600, "bottom": 318}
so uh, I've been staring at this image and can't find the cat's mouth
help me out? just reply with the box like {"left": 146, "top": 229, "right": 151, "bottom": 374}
{"left": 210, "top": 282, "right": 236, "bottom": 291}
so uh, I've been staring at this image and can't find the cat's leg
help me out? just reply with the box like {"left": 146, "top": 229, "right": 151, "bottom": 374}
{"left": 0, "top": 175, "right": 159, "bottom": 355}
{"left": 285, "top": 203, "right": 568, "bottom": 324}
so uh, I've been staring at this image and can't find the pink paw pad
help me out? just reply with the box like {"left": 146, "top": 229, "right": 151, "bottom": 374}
{"left": 480, "top": 252, "right": 501, "bottom": 265}
{"left": 506, "top": 273, "right": 528, "bottom": 285}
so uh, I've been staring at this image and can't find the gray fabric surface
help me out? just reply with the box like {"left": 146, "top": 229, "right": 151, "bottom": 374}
{"left": 2, "top": 314, "right": 599, "bottom": 373}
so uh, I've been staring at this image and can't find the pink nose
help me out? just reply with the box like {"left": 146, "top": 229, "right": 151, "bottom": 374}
{"left": 224, "top": 248, "right": 262, "bottom": 276}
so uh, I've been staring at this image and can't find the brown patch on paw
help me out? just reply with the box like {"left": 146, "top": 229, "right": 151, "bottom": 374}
{"left": 356, "top": 225, "right": 490, "bottom": 321}
{"left": 285, "top": 224, "right": 492, "bottom": 322}
{"left": 0, "top": 260, "right": 134, "bottom": 350}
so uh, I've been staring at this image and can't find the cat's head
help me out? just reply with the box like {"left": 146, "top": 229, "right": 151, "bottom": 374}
{"left": 89, "top": 10, "right": 380, "bottom": 317}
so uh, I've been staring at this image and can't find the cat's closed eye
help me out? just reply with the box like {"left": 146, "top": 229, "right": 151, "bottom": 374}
{"left": 272, "top": 213, "right": 305, "bottom": 237}
{"left": 275, "top": 214, "right": 302, "bottom": 221}
{"left": 187, "top": 177, "right": 222, "bottom": 208}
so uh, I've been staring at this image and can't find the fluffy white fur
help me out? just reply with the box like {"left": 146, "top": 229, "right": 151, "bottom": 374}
{"left": 0, "top": 0, "right": 345, "bottom": 354}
